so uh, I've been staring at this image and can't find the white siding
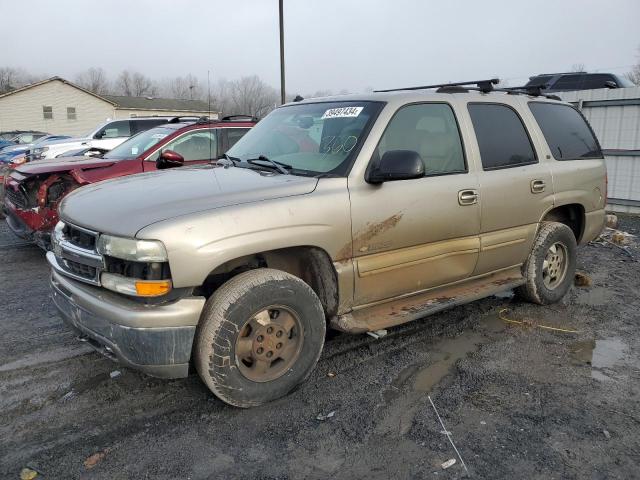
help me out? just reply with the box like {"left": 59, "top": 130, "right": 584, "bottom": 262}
{"left": 559, "top": 87, "right": 640, "bottom": 211}
{"left": 0, "top": 79, "right": 115, "bottom": 136}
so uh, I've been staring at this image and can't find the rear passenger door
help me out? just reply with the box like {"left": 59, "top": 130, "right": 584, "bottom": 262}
{"left": 465, "top": 102, "right": 554, "bottom": 275}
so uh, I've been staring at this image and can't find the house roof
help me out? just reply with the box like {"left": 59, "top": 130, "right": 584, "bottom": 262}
{"left": 0, "top": 76, "right": 117, "bottom": 104}
{"left": 0, "top": 76, "right": 212, "bottom": 113}
{"left": 102, "top": 95, "right": 210, "bottom": 112}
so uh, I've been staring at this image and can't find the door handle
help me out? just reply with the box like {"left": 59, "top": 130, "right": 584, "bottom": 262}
{"left": 458, "top": 189, "right": 478, "bottom": 206}
{"left": 531, "top": 179, "right": 546, "bottom": 193}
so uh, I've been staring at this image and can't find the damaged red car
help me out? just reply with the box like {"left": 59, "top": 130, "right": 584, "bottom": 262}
{"left": 3, "top": 116, "right": 255, "bottom": 248}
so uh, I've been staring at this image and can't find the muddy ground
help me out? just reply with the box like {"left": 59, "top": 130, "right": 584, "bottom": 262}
{"left": 1, "top": 216, "right": 639, "bottom": 479}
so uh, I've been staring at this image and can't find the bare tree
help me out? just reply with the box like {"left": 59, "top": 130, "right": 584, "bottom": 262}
{"left": 115, "top": 70, "right": 158, "bottom": 97}
{"left": 164, "top": 74, "right": 203, "bottom": 99}
{"left": 625, "top": 46, "right": 640, "bottom": 86}
{"left": 571, "top": 63, "right": 586, "bottom": 72}
{"left": 215, "top": 76, "right": 278, "bottom": 118}
{"left": 75, "top": 67, "right": 110, "bottom": 94}
{"left": 0, "top": 67, "right": 42, "bottom": 94}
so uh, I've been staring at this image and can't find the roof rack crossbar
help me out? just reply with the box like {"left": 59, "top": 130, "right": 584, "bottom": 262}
{"left": 168, "top": 115, "right": 206, "bottom": 123}
{"left": 374, "top": 78, "right": 499, "bottom": 94}
{"left": 221, "top": 114, "right": 259, "bottom": 122}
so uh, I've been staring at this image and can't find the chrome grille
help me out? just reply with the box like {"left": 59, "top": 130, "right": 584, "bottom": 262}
{"left": 51, "top": 222, "right": 104, "bottom": 285}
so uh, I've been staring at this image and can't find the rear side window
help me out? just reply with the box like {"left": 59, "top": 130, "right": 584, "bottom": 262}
{"left": 99, "top": 120, "right": 131, "bottom": 138}
{"left": 529, "top": 103, "right": 602, "bottom": 160}
{"left": 468, "top": 103, "right": 537, "bottom": 170}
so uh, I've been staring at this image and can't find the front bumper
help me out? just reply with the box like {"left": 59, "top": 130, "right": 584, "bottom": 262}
{"left": 49, "top": 258, "right": 206, "bottom": 378}
{"left": 3, "top": 202, "right": 51, "bottom": 248}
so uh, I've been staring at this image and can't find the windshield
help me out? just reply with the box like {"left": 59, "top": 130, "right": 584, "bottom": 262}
{"left": 103, "top": 126, "right": 172, "bottom": 160}
{"left": 226, "top": 101, "right": 383, "bottom": 176}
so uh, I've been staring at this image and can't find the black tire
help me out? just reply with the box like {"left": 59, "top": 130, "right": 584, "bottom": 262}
{"left": 516, "top": 221, "right": 577, "bottom": 305}
{"left": 195, "top": 268, "right": 326, "bottom": 408}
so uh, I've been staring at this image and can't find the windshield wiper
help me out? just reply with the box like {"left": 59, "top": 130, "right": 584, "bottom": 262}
{"left": 246, "top": 155, "right": 291, "bottom": 174}
{"left": 217, "top": 153, "right": 240, "bottom": 167}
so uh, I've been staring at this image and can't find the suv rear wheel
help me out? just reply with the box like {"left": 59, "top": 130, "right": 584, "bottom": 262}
{"left": 195, "top": 268, "right": 326, "bottom": 408}
{"left": 517, "top": 221, "right": 577, "bottom": 305}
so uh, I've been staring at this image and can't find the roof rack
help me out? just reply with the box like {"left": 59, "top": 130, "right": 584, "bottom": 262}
{"left": 375, "top": 78, "right": 500, "bottom": 94}
{"left": 498, "top": 84, "right": 562, "bottom": 101}
{"left": 168, "top": 116, "right": 203, "bottom": 123}
{"left": 221, "top": 114, "right": 258, "bottom": 122}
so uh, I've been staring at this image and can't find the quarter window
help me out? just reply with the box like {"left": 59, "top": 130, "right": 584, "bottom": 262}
{"left": 376, "top": 103, "right": 466, "bottom": 175}
{"left": 43, "top": 106, "right": 53, "bottom": 120}
{"left": 67, "top": 107, "right": 77, "bottom": 120}
{"left": 468, "top": 103, "right": 536, "bottom": 170}
{"left": 529, "top": 102, "right": 602, "bottom": 160}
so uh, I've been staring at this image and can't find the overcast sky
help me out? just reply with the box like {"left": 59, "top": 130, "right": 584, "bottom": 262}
{"left": 2, "top": 0, "right": 639, "bottom": 94}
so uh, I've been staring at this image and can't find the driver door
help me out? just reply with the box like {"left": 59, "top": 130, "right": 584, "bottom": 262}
{"left": 348, "top": 102, "right": 481, "bottom": 306}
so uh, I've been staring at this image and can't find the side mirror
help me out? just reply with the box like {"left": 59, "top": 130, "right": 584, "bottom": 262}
{"left": 604, "top": 80, "right": 618, "bottom": 89}
{"left": 366, "top": 150, "right": 425, "bottom": 184}
{"left": 157, "top": 150, "right": 185, "bottom": 169}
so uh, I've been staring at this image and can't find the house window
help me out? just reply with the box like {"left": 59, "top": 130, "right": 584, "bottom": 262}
{"left": 43, "top": 106, "right": 53, "bottom": 120}
{"left": 67, "top": 107, "right": 77, "bottom": 120}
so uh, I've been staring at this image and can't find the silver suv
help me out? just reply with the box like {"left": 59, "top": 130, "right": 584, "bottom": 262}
{"left": 48, "top": 80, "right": 606, "bottom": 407}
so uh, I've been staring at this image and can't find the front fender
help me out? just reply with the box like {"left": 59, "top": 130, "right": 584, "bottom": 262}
{"left": 136, "top": 178, "right": 352, "bottom": 289}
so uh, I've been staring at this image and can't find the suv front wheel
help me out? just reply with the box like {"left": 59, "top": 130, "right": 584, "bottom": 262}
{"left": 195, "top": 268, "right": 326, "bottom": 408}
{"left": 517, "top": 221, "right": 577, "bottom": 305}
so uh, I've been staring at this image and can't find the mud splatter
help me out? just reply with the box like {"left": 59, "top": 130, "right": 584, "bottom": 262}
{"left": 335, "top": 213, "right": 403, "bottom": 260}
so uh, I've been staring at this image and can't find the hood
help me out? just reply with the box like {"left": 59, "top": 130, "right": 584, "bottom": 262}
{"left": 60, "top": 166, "right": 318, "bottom": 236}
{"left": 39, "top": 136, "right": 90, "bottom": 147}
{"left": 15, "top": 156, "right": 118, "bottom": 175}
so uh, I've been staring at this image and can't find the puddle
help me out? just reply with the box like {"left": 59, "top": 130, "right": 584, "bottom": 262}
{"left": 570, "top": 338, "right": 626, "bottom": 380}
{"left": 383, "top": 310, "right": 506, "bottom": 401}
{"left": 575, "top": 287, "right": 615, "bottom": 306}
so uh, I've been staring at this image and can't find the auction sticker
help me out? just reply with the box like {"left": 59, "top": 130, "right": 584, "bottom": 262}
{"left": 321, "top": 106, "right": 363, "bottom": 119}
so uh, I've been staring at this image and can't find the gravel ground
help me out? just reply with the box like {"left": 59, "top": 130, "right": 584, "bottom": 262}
{"left": 1, "top": 216, "right": 639, "bottom": 479}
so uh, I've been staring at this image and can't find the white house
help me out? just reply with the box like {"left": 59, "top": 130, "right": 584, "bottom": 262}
{"left": 0, "top": 77, "right": 216, "bottom": 136}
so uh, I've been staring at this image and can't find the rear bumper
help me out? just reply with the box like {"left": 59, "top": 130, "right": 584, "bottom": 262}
{"left": 49, "top": 259, "right": 206, "bottom": 378}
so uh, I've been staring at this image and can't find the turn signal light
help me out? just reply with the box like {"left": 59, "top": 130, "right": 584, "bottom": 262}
{"left": 135, "top": 280, "right": 172, "bottom": 297}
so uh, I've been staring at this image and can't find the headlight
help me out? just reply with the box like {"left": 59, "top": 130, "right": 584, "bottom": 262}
{"left": 101, "top": 272, "right": 172, "bottom": 297}
{"left": 97, "top": 235, "right": 168, "bottom": 262}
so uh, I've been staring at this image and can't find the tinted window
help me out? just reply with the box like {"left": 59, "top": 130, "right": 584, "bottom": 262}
{"left": 552, "top": 73, "right": 616, "bottom": 91}
{"left": 131, "top": 119, "right": 168, "bottom": 134}
{"left": 99, "top": 120, "right": 131, "bottom": 138}
{"left": 529, "top": 103, "right": 602, "bottom": 160}
{"left": 376, "top": 103, "right": 465, "bottom": 175}
{"left": 525, "top": 75, "right": 554, "bottom": 87}
{"left": 225, "top": 128, "right": 250, "bottom": 150}
{"left": 468, "top": 104, "right": 536, "bottom": 170}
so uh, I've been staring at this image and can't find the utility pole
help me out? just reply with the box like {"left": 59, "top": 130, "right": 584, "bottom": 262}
{"left": 279, "top": 0, "right": 286, "bottom": 105}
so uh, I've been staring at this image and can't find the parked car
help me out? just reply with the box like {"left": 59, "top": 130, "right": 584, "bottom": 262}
{"left": 44, "top": 81, "right": 607, "bottom": 407}
{"left": 0, "top": 131, "right": 49, "bottom": 152}
{"left": 0, "top": 139, "right": 16, "bottom": 151}
{"left": 31, "top": 117, "right": 188, "bottom": 160}
{"left": 525, "top": 72, "right": 634, "bottom": 92}
{"left": 0, "top": 135, "right": 71, "bottom": 165}
{"left": 0, "top": 130, "right": 48, "bottom": 143}
{"left": 3, "top": 116, "right": 255, "bottom": 247}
